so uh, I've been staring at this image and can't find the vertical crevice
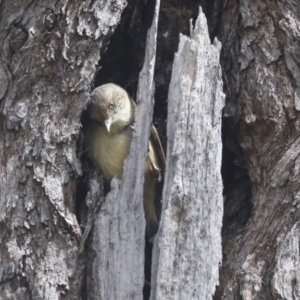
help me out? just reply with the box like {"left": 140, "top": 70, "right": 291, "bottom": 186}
{"left": 221, "top": 117, "right": 253, "bottom": 237}
{"left": 205, "top": 1, "right": 253, "bottom": 297}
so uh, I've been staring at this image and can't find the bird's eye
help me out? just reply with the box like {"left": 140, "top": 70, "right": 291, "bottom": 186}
{"left": 109, "top": 102, "right": 115, "bottom": 109}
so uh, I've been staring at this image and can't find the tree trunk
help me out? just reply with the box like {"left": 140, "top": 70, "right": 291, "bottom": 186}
{"left": 0, "top": 0, "right": 126, "bottom": 299}
{"left": 211, "top": 0, "right": 300, "bottom": 299}
{"left": 2, "top": 0, "right": 299, "bottom": 299}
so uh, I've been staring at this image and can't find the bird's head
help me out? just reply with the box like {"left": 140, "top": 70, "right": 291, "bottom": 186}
{"left": 88, "top": 83, "right": 134, "bottom": 133}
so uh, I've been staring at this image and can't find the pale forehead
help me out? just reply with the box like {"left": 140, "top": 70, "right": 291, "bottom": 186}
{"left": 92, "top": 83, "right": 128, "bottom": 102}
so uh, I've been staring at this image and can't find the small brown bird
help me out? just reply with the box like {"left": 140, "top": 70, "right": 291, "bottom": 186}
{"left": 85, "top": 83, "right": 165, "bottom": 238}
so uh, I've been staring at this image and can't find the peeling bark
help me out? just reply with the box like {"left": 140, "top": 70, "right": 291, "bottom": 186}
{"left": 151, "top": 9, "right": 224, "bottom": 300}
{"left": 0, "top": 0, "right": 126, "bottom": 299}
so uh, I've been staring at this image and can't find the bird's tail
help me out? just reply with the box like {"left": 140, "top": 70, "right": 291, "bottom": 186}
{"left": 143, "top": 174, "right": 159, "bottom": 241}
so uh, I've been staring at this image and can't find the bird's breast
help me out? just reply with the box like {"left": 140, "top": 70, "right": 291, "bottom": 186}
{"left": 87, "top": 124, "right": 132, "bottom": 182}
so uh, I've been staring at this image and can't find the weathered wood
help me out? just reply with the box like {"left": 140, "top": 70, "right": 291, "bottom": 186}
{"left": 151, "top": 9, "right": 224, "bottom": 300}
{"left": 87, "top": 0, "right": 160, "bottom": 299}
{"left": 0, "top": 0, "right": 126, "bottom": 299}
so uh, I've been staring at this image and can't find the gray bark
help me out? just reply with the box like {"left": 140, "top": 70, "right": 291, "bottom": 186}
{"left": 0, "top": 0, "right": 126, "bottom": 299}
{"left": 211, "top": 0, "right": 300, "bottom": 299}
{"left": 151, "top": 9, "right": 224, "bottom": 300}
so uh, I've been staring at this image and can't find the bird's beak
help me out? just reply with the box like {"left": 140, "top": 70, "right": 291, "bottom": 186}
{"left": 104, "top": 118, "right": 112, "bottom": 132}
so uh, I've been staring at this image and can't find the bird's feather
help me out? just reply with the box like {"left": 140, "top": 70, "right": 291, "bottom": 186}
{"left": 149, "top": 125, "right": 165, "bottom": 181}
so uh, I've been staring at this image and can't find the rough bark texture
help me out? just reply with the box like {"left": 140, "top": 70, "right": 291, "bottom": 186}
{"left": 86, "top": 0, "right": 160, "bottom": 299}
{"left": 151, "top": 9, "right": 224, "bottom": 300}
{"left": 0, "top": 0, "right": 126, "bottom": 299}
{"left": 211, "top": 0, "right": 300, "bottom": 299}
{"left": 3, "top": 0, "right": 299, "bottom": 298}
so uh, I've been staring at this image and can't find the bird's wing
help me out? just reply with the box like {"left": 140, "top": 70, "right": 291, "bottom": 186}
{"left": 148, "top": 125, "right": 165, "bottom": 181}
